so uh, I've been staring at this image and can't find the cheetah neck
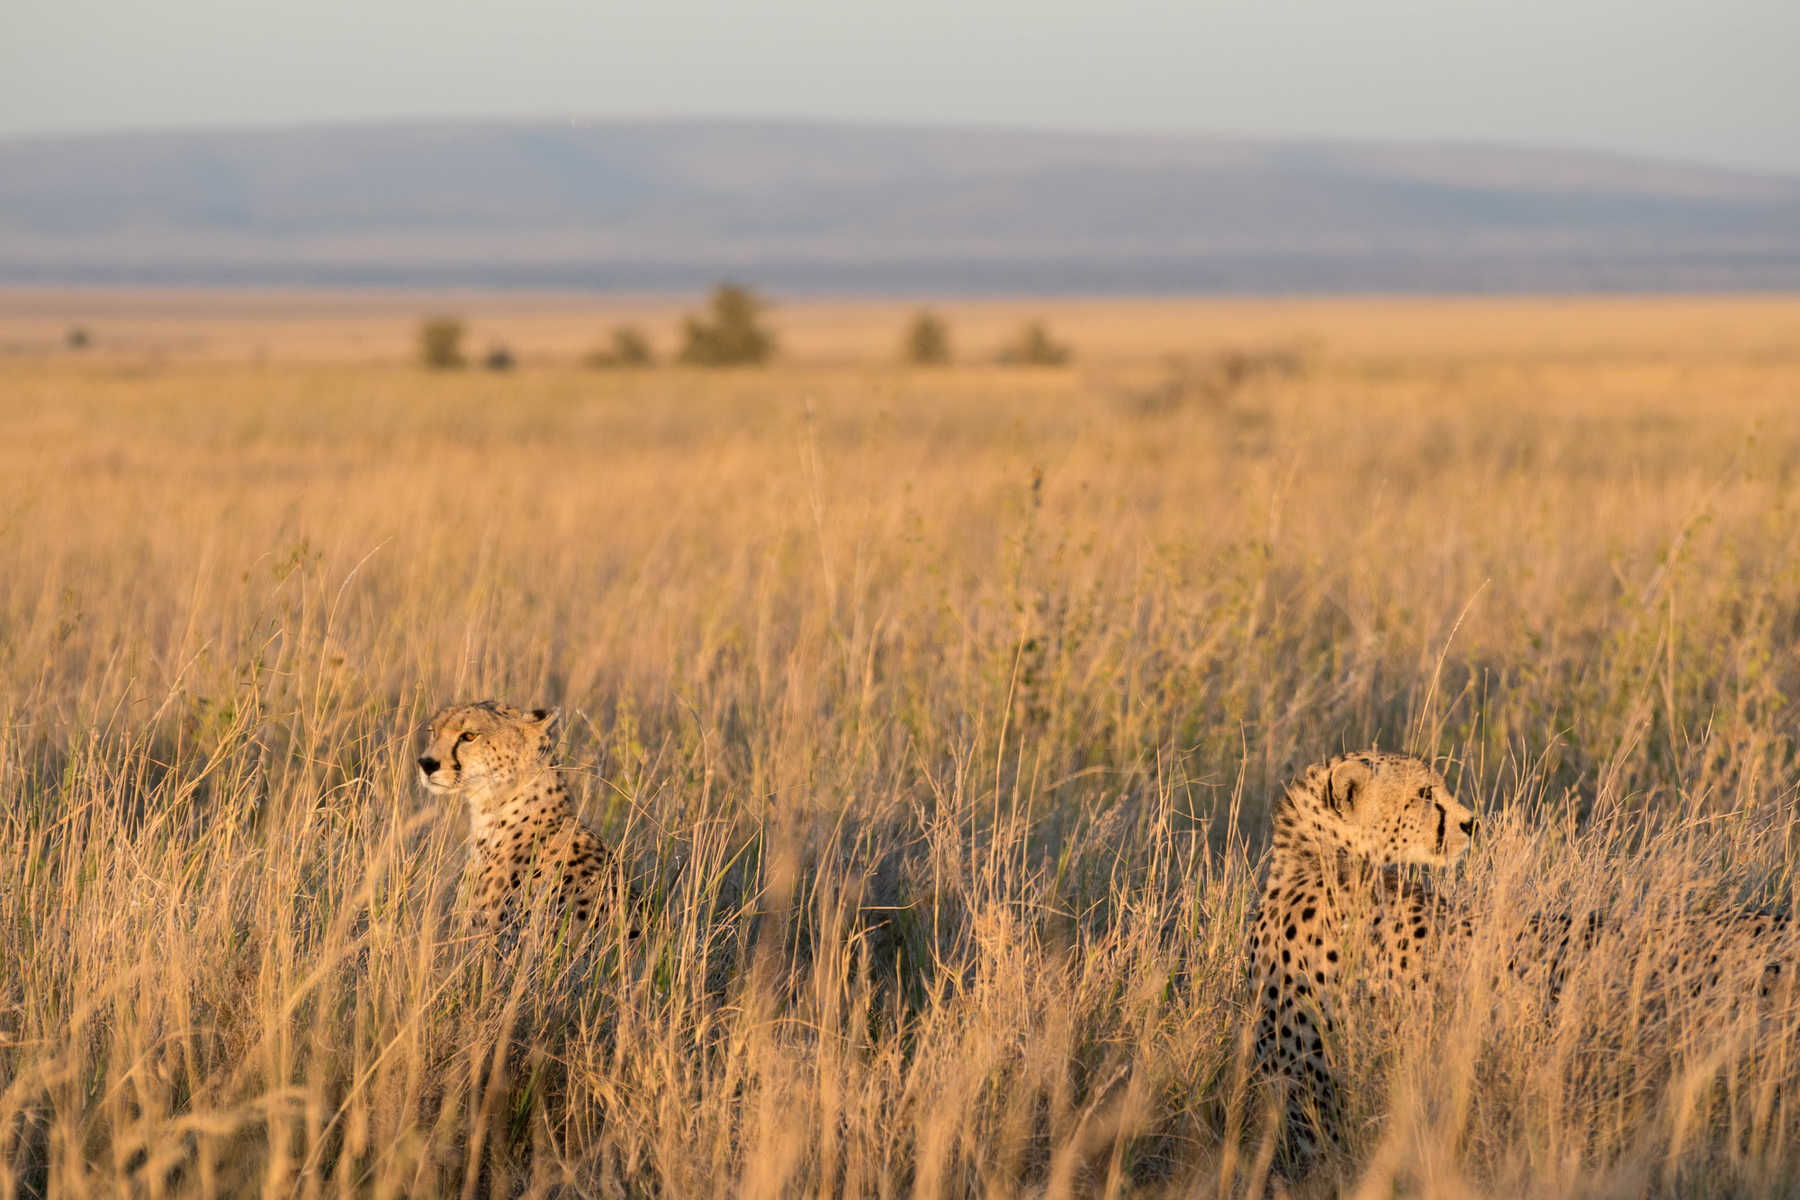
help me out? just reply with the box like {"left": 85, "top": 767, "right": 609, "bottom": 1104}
{"left": 1268, "top": 799, "right": 1383, "bottom": 895}
{"left": 465, "top": 767, "right": 579, "bottom": 854}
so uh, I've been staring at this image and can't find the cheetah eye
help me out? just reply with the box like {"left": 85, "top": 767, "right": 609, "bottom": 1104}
{"left": 458, "top": 731, "right": 477, "bottom": 743}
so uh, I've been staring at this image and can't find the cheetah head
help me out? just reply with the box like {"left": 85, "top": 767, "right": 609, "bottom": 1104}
{"left": 417, "top": 700, "right": 559, "bottom": 796}
{"left": 1288, "top": 751, "right": 1476, "bottom": 867}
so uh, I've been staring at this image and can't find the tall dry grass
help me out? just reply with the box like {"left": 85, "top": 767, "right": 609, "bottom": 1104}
{"left": 2, "top": 300, "right": 1800, "bottom": 1195}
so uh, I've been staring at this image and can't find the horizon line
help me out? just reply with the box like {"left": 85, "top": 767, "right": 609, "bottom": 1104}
{"left": 4, "top": 110, "right": 1797, "bottom": 184}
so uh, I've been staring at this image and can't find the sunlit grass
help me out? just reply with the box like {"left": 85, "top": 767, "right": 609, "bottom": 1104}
{"left": 2, "top": 296, "right": 1799, "bottom": 1195}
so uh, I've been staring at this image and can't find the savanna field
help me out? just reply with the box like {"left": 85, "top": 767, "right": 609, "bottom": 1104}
{"left": 4, "top": 291, "right": 1800, "bottom": 1197}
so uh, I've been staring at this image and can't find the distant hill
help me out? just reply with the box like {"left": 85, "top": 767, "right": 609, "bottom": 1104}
{"left": 4, "top": 118, "right": 1799, "bottom": 292}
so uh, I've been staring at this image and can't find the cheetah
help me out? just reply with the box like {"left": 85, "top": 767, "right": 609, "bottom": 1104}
{"left": 1248, "top": 751, "right": 1800, "bottom": 1171}
{"left": 418, "top": 700, "right": 631, "bottom": 936}
{"left": 1248, "top": 751, "right": 1476, "bottom": 1168}
{"left": 1525, "top": 891, "right": 1796, "bottom": 1007}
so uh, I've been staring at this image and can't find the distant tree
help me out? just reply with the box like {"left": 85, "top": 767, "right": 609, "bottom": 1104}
{"left": 679, "top": 284, "right": 775, "bottom": 367}
{"left": 483, "top": 344, "right": 516, "bottom": 371}
{"left": 997, "top": 320, "right": 1072, "bottom": 367}
{"left": 65, "top": 326, "right": 91, "bottom": 351}
{"left": 585, "top": 325, "right": 655, "bottom": 368}
{"left": 902, "top": 310, "right": 952, "bottom": 365}
{"left": 418, "top": 316, "right": 467, "bottom": 369}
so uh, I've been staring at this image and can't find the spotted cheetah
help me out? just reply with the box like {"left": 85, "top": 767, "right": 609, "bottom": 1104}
{"left": 1248, "top": 751, "right": 1476, "bottom": 1168}
{"left": 1525, "top": 891, "right": 1796, "bottom": 1006}
{"left": 1249, "top": 751, "right": 1800, "bottom": 1171}
{"left": 418, "top": 700, "right": 631, "bottom": 936}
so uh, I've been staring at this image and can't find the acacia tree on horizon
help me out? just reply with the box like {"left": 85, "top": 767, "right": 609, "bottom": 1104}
{"left": 417, "top": 315, "right": 466, "bottom": 369}
{"left": 903, "top": 309, "right": 952, "bottom": 365}
{"left": 679, "top": 283, "right": 776, "bottom": 367}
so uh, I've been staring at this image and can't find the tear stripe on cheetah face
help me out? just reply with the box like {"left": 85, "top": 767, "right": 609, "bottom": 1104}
{"left": 418, "top": 699, "right": 558, "bottom": 802}
{"left": 1274, "top": 751, "right": 1477, "bottom": 870}
{"left": 1249, "top": 751, "right": 1474, "bottom": 1170}
{"left": 419, "top": 700, "right": 629, "bottom": 933}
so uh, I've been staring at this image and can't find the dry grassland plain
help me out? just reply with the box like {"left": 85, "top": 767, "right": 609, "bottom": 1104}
{"left": 3, "top": 291, "right": 1800, "bottom": 1196}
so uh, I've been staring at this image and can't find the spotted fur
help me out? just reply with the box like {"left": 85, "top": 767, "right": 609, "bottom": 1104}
{"left": 1250, "top": 752, "right": 1800, "bottom": 1172}
{"left": 1248, "top": 751, "right": 1476, "bottom": 1168}
{"left": 418, "top": 700, "right": 629, "bottom": 935}
{"left": 1524, "top": 900, "right": 1796, "bottom": 1006}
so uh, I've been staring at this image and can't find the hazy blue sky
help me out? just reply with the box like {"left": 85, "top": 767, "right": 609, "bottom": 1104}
{"left": 6, "top": 0, "right": 1798, "bottom": 173}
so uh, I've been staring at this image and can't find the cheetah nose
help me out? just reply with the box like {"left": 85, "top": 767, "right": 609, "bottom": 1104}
{"left": 417, "top": 755, "right": 440, "bottom": 775}
{"left": 1460, "top": 816, "right": 1477, "bottom": 838}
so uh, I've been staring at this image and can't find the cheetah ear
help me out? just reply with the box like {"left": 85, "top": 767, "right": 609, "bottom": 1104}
{"left": 527, "top": 706, "right": 560, "bottom": 734}
{"left": 1325, "top": 756, "right": 1373, "bottom": 815}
